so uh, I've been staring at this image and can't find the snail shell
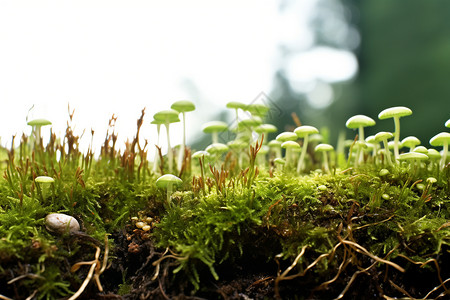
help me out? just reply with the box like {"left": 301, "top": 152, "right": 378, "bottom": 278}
{"left": 45, "top": 213, "right": 80, "bottom": 234}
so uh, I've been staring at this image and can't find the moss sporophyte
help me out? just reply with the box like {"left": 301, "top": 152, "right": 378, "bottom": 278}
{"left": 0, "top": 104, "right": 449, "bottom": 299}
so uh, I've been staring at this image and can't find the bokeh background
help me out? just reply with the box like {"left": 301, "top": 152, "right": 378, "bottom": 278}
{"left": 1, "top": 0, "right": 448, "bottom": 155}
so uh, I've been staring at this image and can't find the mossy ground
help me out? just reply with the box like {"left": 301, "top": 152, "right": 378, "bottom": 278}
{"left": 0, "top": 111, "right": 449, "bottom": 299}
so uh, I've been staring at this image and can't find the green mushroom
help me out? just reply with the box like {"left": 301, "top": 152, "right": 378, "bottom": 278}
{"left": 153, "top": 110, "right": 180, "bottom": 173}
{"left": 345, "top": 115, "right": 376, "bottom": 165}
{"left": 226, "top": 101, "right": 247, "bottom": 131}
{"left": 27, "top": 118, "right": 52, "bottom": 147}
{"left": 429, "top": 132, "right": 450, "bottom": 169}
{"left": 151, "top": 118, "right": 165, "bottom": 174}
{"left": 315, "top": 143, "right": 334, "bottom": 174}
{"left": 294, "top": 125, "right": 319, "bottom": 173}
{"left": 281, "top": 141, "right": 300, "bottom": 169}
{"left": 171, "top": 100, "right": 196, "bottom": 172}
{"left": 202, "top": 121, "right": 228, "bottom": 144}
{"left": 35, "top": 176, "right": 55, "bottom": 203}
{"left": 156, "top": 174, "right": 183, "bottom": 204}
{"left": 402, "top": 136, "right": 421, "bottom": 152}
{"left": 374, "top": 131, "right": 394, "bottom": 166}
{"left": 378, "top": 106, "right": 412, "bottom": 162}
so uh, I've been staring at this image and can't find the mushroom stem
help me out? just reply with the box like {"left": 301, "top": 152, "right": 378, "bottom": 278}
{"left": 177, "top": 112, "right": 187, "bottom": 171}
{"left": 297, "top": 135, "right": 309, "bottom": 173}
{"left": 440, "top": 142, "right": 448, "bottom": 169}
{"left": 212, "top": 132, "right": 219, "bottom": 144}
{"left": 322, "top": 151, "right": 330, "bottom": 174}
{"left": 382, "top": 139, "right": 394, "bottom": 167}
{"left": 167, "top": 183, "right": 173, "bottom": 204}
{"left": 165, "top": 123, "right": 173, "bottom": 173}
{"left": 393, "top": 117, "right": 401, "bottom": 162}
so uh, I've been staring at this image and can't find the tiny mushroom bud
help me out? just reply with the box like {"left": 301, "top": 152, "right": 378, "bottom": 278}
{"left": 294, "top": 125, "right": 319, "bottom": 173}
{"left": 429, "top": 132, "right": 450, "bottom": 169}
{"left": 171, "top": 100, "right": 196, "bottom": 172}
{"left": 35, "top": 176, "right": 55, "bottom": 202}
{"left": 315, "top": 143, "right": 334, "bottom": 174}
{"left": 45, "top": 213, "right": 80, "bottom": 234}
{"left": 156, "top": 174, "right": 183, "bottom": 204}
{"left": 345, "top": 115, "right": 376, "bottom": 165}
{"left": 202, "top": 121, "right": 228, "bottom": 144}
{"left": 153, "top": 110, "right": 181, "bottom": 173}
{"left": 378, "top": 106, "right": 412, "bottom": 161}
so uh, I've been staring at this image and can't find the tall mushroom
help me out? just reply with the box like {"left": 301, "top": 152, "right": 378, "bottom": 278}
{"left": 151, "top": 118, "right": 165, "bottom": 174}
{"left": 153, "top": 110, "right": 180, "bottom": 173}
{"left": 345, "top": 115, "right": 376, "bottom": 165}
{"left": 281, "top": 141, "right": 300, "bottom": 169}
{"left": 378, "top": 106, "right": 412, "bottom": 162}
{"left": 294, "top": 125, "right": 319, "bottom": 173}
{"left": 429, "top": 132, "right": 450, "bottom": 169}
{"left": 171, "top": 100, "right": 196, "bottom": 172}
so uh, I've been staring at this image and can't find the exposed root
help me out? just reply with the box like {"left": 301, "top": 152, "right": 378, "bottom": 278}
{"left": 68, "top": 235, "right": 109, "bottom": 300}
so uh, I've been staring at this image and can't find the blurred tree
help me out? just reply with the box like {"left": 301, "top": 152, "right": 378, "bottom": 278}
{"left": 343, "top": 0, "right": 450, "bottom": 142}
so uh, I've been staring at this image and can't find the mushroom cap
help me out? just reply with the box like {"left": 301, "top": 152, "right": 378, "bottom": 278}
{"left": 268, "top": 139, "right": 282, "bottom": 147}
{"left": 345, "top": 115, "right": 376, "bottom": 129}
{"left": 446, "top": 119, "right": 450, "bottom": 128}
{"left": 398, "top": 152, "right": 429, "bottom": 161}
{"left": 192, "top": 150, "right": 210, "bottom": 159}
{"left": 365, "top": 135, "right": 377, "bottom": 144}
{"left": 227, "top": 140, "right": 247, "bottom": 149}
{"left": 315, "top": 143, "right": 334, "bottom": 152}
{"left": 402, "top": 136, "right": 421, "bottom": 148}
{"left": 427, "top": 177, "right": 437, "bottom": 184}
{"left": 276, "top": 132, "right": 298, "bottom": 142}
{"left": 151, "top": 118, "right": 165, "bottom": 125}
{"left": 153, "top": 110, "right": 180, "bottom": 124}
{"left": 378, "top": 106, "right": 412, "bottom": 120}
{"left": 238, "top": 117, "right": 263, "bottom": 128}
{"left": 374, "top": 131, "right": 394, "bottom": 142}
{"left": 226, "top": 101, "right": 247, "bottom": 110}
{"left": 255, "top": 124, "right": 278, "bottom": 134}
{"left": 245, "top": 103, "right": 270, "bottom": 117}
{"left": 412, "top": 146, "right": 428, "bottom": 154}
{"left": 35, "top": 176, "right": 55, "bottom": 183}
{"left": 309, "top": 133, "right": 323, "bottom": 143}
{"left": 156, "top": 174, "right": 183, "bottom": 189}
{"left": 427, "top": 148, "right": 441, "bottom": 159}
{"left": 281, "top": 141, "right": 300, "bottom": 149}
{"left": 430, "top": 132, "right": 450, "bottom": 147}
{"left": 171, "top": 100, "right": 196, "bottom": 113}
{"left": 27, "top": 118, "right": 52, "bottom": 126}
{"left": 294, "top": 125, "right": 319, "bottom": 137}
{"left": 205, "top": 143, "right": 229, "bottom": 154}
{"left": 274, "top": 157, "right": 286, "bottom": 165}
{"left": 202, "top": 121, "right": 228, "bottom": 133}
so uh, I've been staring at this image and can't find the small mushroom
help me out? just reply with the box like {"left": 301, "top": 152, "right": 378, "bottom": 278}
{"left": 378, "top": 106, "right": 412, "bottom": 161}
{"left": 346, "top": 115, "right": 376, "bottom": 165}
{"left": 35, "top": 176, "right": 55, "bottom": 202}
{"left": 294, "top": 125, "right": 319, "bottom": 173}
{"left": 153, "top": 110, "right": 180, "bottom": 173}
{"left": 202, "top": 121, "right": 228, "bottom": 144}
{"left": 45, "top": 213, "right": 80, "bottom": 234}
{"left": 281, "top": 141, "right": 300, "bottom": 169}
{"left": 171, "top": 100, "right": 196, "bottom": 172}
{"left": 374, "top": 132, "right": 394, "bottom": 166}
{"left": 429, "top": 132, "right": 450, "bottom": 169}
{"left": 315, "top": 143, "right": 334, "bottom": 174}
{"left": 156, "top": 174, "right": 183, "bottom": 204}
{"left": 27, "top": 118, "right": 52, "bottom": 147}
{"left": 401, "top": 136, "right": 421, "bottom": 152}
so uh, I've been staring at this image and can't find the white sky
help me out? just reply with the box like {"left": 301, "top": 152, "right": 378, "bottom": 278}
{"left": 0, "top": 0, "right": 356, "bottom": 155}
